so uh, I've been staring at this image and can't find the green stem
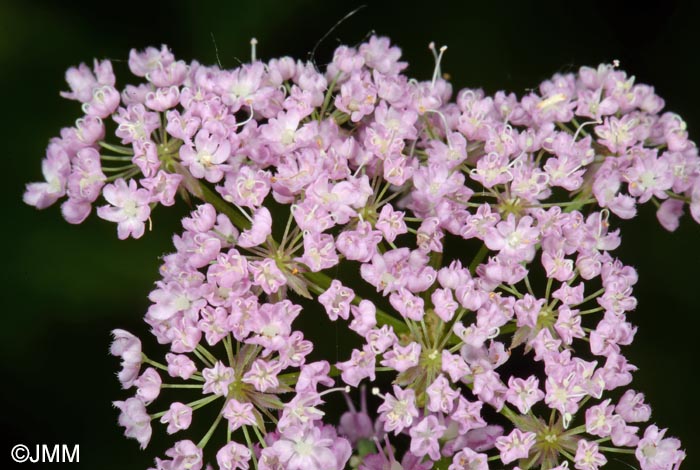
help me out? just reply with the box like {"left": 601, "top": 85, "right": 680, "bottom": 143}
{"left": 224, "top": 335, "right": 235, "bottom": 368}
{"left": 100, "top": 155, "right": 133, "bottom": 161}
{"left": 319, "top": 72, "right": 341, "bottom": 122}
{"left": 241, "top": 425, "right": 259, "bottom": 469}
{"left": 142, "top": 355, "right": 170, "bottom": 373}
{"left": 150, "top": 394, "right": 220, "bottom": 419}
{"left": 196, "top": 184, "right": 251, "bottom": 230}
{"left": 196, "top": 344, "right": 218, "bottom": 365}
{"left": 573, "top": 288, "right": 605, "bottom": 307}
{"left": 469, "top": 243, "right": 490, "bottom": 275}
{"left": 102, "top": 164, "right": 136, "bottom": 172}
{"left": 665, "top": 191, "right": 691, "bottom": 203}
{"left": 252, "top": 424, "right": 267, "bottom": 447}
{"left": 599, "top": 447, "right": 635, "bottom": 454}
{"left": 161, "top": 383, "right": 203, "bottom": 389}
{"left": 197, "top": 403, "right": 226, "bottom": 448}
{"left": 98, "top": 141, "right": 133, "bottom": 155}
{"left": 193, "top": 348, "right": 214, "bottom": 368}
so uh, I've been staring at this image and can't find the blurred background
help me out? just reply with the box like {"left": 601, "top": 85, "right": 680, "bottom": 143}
{"left": 2, "top": 0, "right": 699, "bottom": 468}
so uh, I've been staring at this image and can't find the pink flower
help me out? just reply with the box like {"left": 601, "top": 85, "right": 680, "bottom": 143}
{"left": 222, "top": 398, "right": 256, "bottom": 431}
{"left": 380, "top": 341, "right": 421, "bottom": 372}
{"left": 97, "top": 178, "right": 151, "bottom": 239}
{"left": 134, "top": 367, "right": 162, "bottom": 404}
{"left": 409, "top": 415, "right": 446, "bottom": 461}
{"left": 61, "top": 59, "right": 115, "bottom": 103}
{"left": 297, "top": 232, "right": 338, "bottom": 272}
{"left": 179, "top": 130, "right": 231, "bottom": 183}
{"left": 23, "top": 143, "right": 71, "bottom": 209}
{"left": 495, "top": 428, "right": 536, "bottom": 465}
{"left": 337, "top": 346, "right": 376, "bottom": 387}
{"left": 165, "top": 440, "right": 203, "bottom": 470}
{"left": 114, "top": 397, "right": 152, "bottom": 449}
{"left": 129, "top": 45, "right": 174, "bottom": 77}
{"left": 574, "top": 439, "right": 607, "bottom": 470}
{"left": 426, "top": 374, "right": 459, "bottom": 414}
{"left": 248, "top": 258, "right": 286, "bottom": 294}
{"left": 242, "top": 358, "right": 281, "bottom": 392}
{"left": 160, "top": 402, "right": 193, "bottom": 434}
{"left": 334, "top": 73, "right": 377, "bottom": 122}
{"left": 505, "top": 376, "right": 544, "bottom": 414}
{"left": 202, "top": 361, "right": 235, "bottom": 396}
{"left": 485, "top": 214, "right": 539, "bottom": 262}
{"left": 217, "top": 441, "right": 251, "bottom": 470}
{"left": 636, "top": 425, "right": 686, "bottom": 470}
{"left": 266, "top": 425, "right": 351, "bottom": 470}
{"left": 449, "top": 448, "right": 489, "bottom": 470}
{"left": 376, "top": 385, "right": 419, "bottom": 435}
{"left": 616, "top": 390, "right": 652, "bottom": 423}
{"left": 318, "top": 280, "right": 354, "bottom": 321}
{"left": 110, "top": 329, "right": 142, "bottom": 388}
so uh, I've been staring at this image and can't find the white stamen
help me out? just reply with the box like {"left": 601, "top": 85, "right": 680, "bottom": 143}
{"left": 234, "top": 104, "right": 255, "bottom": 129}
{"left": 563, "top": 412, "right": 572, "bottom": 429}
{"left": 424, "top": 109, "right": 453, "bottom": 149}
{"left": 429, "top": 43, "right": 448, "bottom": 88}
{"left": 233, "top": 203, "right": 254, "bottom": 224}
{"left": 572, "top": 118, "right": 602, "bottom": 142}
{"left": 319, "top": 386, "right": 353, "bottom": 397}
{"left": 250, "top": 38, "right": 258, "bottom": 62}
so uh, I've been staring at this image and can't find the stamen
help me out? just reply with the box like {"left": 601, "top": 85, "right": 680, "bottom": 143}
{"left": 319, "top": 386, "right": 352, "bottom": 397}
{"left": 506, "top": 151, "right": 525, "bottom": 169}
{"left": 250, "top": 38, "right": 258, "bottom": 62}
{"left": 562, "top": 412, "right": 572, "bottom": 429}
{"left": 233, "top": 203, "right": 254, "bottom": 224}
{"left": 353, "top": 160, "right": 366, "bottom": 178}
{"left": 234, "top": 104, "right": 255, "bottom": 129}
{"left": 572, "top": 118, "right": 602, "bottom": 142}
{"left": 424, "top": 109, "right": 453, "bottom": 148}
{"left": 371, "top": 387, "right": 386, "bottom": 400}
{"left": 429, "top": 42, "right": 448, "bottom": 88}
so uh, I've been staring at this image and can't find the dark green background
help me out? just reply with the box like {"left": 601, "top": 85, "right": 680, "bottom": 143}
{"left": 2, "top": 0, "right": 699, "bottom": 468}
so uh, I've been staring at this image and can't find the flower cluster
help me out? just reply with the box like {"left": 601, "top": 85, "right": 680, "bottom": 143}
{"left": 26, "top": 36, "right": 696, "bottom": 470}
